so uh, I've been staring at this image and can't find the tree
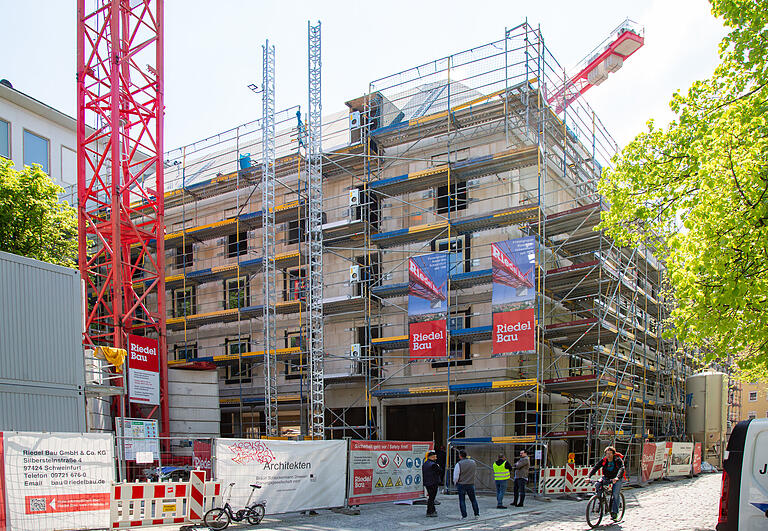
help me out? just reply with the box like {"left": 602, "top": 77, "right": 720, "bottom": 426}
{"left": 598, "top": 0, "right": 768, "bottom": 380}
{"left": 0, "top": 159, "right": 78, "bottom": 267}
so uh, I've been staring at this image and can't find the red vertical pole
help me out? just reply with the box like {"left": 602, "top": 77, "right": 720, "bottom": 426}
{"left": 156, "top": 0, "right": 169, "bottom": 450}
{"left": 77, "top": 0, "right": 168, "bottom": 447}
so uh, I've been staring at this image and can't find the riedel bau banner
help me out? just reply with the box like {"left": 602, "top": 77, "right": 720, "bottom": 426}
{"left": 214, "top": 439, "right": 346, "bottom": 515}
{"left": 127, "top": 334, "right": 159, "bottom": 405}
{"left": 491, "top": 237, "right": 537, "bottom": 356}
{"left": 408, "top": 253, "right": 448, "bottom": 360}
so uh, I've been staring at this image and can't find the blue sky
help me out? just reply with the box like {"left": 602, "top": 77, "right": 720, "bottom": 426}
{"left": 1, "top": 0, "right": 726, "bottom": 150}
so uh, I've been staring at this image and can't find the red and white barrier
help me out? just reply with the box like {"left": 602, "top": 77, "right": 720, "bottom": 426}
{"left": 110, "top": 471, "right": 220, "bottom": 528}
{"left": 541, "top": 467, "right": 601, "bottom": 495}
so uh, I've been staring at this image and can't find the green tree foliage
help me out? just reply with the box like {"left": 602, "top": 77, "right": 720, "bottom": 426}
{"left": 0, "top": 159, "right": 77, "bottom": 267}
{"left": 598, "top": 0, "right": 768, "bottom": 380}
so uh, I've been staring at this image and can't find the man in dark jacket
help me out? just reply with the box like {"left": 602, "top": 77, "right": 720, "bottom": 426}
{"left": 512, "top": 449, "right": 530, "bottom": 507}
{"left": 588, "top": 446, "right": 625, "bottom": 520}
{"left": 422, "top": 450, "right": 443, "bottom": 517}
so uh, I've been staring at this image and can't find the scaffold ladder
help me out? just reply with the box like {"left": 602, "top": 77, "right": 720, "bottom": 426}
{"left": 307, "top": 21, "right": 325, "bottom": 439}
{"left": 262, "top": 40, "right": 279, "bottom": 437}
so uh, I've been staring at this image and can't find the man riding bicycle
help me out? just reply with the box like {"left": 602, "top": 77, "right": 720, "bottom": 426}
{"left": 588, "top": 446, "right": 625, "bottom": 520}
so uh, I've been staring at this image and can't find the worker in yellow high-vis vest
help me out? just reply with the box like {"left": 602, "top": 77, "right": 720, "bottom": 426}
{"left": 493, "top": 453, "right": 513, "bottom": 508}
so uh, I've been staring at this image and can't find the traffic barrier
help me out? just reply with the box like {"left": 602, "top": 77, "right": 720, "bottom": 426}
{"left": 541, "top": 467, "right": 601, "bottom": 495}
{"left": 110, "top": 471, "right": 220, "bottom": 528}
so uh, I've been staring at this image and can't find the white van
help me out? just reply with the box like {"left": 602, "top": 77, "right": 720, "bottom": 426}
{"left": 717, "top": 418, "right": 768, "bottom": 530}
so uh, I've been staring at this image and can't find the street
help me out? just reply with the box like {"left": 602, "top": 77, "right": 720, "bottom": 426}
{"left": 183, "top": 473, "right": 721, "bottom": 531}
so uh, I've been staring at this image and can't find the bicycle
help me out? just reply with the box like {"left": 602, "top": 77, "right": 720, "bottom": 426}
{"left": 585, "top": 479, "right": 625, "bottom": 528}
{"left": 203, "top": 482, "right": 266, "bottom": 529}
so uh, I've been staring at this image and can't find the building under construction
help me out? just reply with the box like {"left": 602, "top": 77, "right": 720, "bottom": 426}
{"left": 126, "top": 20, "right": 697, "bottom": 487}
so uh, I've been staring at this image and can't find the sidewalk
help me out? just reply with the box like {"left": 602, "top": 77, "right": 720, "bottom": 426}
{"left": 175, "top": 492, "right": 574, "bottom": 531}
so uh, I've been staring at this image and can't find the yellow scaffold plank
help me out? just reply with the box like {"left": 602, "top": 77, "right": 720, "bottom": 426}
{"left": 491, "top": 378, "right": 539, "bottom": 389}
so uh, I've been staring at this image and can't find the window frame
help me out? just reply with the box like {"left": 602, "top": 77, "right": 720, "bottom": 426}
{"left": 0, "top": 117, "right": 10, "bottom": 159}
{"left": 749, "top": 391, "right": 758, "bottom": 402}
{"left": 227, "top": 231, "right": 248, "bottom": 258}
{"left": 173, "top": 285, "right": 197, "bottom": 318}
{"left": 22, "top": 128, "right": 50, "bottom": 174}
{"left": 175, "top": 242, "right": 194, "bottom": 269}
{"left": 173, "top": 342, "right": 198, "bottom": 361}
{"left": 60, "top": 145, "right": 77, "bottom": 186}
{"left": 224, "top": 276, "right": 249, "bottom": 309}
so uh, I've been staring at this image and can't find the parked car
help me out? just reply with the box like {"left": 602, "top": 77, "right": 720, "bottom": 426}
{"left": 716, "top": 418, "right": 768, "bottom": 530}
{"left": 142, "top": 465, "right": 192, "bottom": 482}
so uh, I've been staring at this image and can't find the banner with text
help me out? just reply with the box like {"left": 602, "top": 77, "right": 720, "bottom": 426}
{"left": 127, "top": 334, "right": 160, "bottom": 405}
{"left": 408, "top": 253, "right": 448, "bottom": 359}
{"left": 2, "top": 431, "right": 114, "bottom": 530}
{"left": 348, "top": 440, "right": 433, "bottom": 505}
{"left": 640, "top": 442, "right": 666, "bottom": 482}
{"left": 492, "top": 237, "right": 536, "bottom": 356}
{"left": 666, "top": 442, "right": 694, "bottom": 476}
{"left": 214, "top": 438, "right": 346, "bottom": 514}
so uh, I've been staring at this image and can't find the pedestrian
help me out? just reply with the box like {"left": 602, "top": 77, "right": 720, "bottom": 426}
{"left": 493, "top": 453, "right": 513, "bottom": 508}
{"left": 422, "top": 450, "right": 443, "bottom": 517}
{"left": 453, "top": 450, "right": 480, "bottom": 519}
{"left": 512, "top": 449, "right": 530, "bottom": 507}
{"left": 588, "top": 446, "right": 625, "bottom": 520}
{"left": 436, "top": 444, "right": 447, "bottom": 472}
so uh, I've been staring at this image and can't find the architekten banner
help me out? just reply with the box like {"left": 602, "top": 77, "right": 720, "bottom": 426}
{"left": 214, "top": 439, "right": 346, "bottom": 514}
{"left": 491, "top": 237, "right": 536, "bottom": 356}
{"left": 127, "top": 334, "right": 160, "bottom": 405}
{"left": 2, "top": 432, "right": 114, "bottom": 530}
{"left": 408, "top": 253, "right": 448, "bottom": 360}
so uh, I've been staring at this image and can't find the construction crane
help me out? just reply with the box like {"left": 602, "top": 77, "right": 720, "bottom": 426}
{"left": 77, "top": 0, "right": 169, "bottom": 446}
{"left": 548, "top": 18, "right": 644, "bottom": 114}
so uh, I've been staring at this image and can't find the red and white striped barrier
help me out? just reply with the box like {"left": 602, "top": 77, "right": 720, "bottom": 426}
{"left": 110, "top": 470, "right": 220, "bottom": 528}
{"left": 541, "top": 467, "right": 601, "bottom": 495}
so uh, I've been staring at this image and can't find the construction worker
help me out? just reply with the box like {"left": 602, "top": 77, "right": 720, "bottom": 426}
{"left": 493, "top": 453, "right": 513, "bottom": 508}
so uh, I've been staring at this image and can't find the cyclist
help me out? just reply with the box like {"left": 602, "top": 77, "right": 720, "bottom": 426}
{"left": 588, "top": 446, "right": 625, "bottom": 520}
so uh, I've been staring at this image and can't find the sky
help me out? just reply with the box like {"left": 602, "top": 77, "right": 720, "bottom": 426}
{"left": 0, "top": 0, "right": 727, "bottom": 151}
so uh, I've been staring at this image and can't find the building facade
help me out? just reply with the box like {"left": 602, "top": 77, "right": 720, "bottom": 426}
{"left": 741, "top": 382, "right": 768, "bottom": 421}
{"left": 0, "top": 80, "right": 77, "bottom": 193}
{"left": 124, "top": 22, "right": 695, "bottom": 486}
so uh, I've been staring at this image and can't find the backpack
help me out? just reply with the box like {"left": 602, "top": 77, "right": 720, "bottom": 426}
{"left": 600, "top": 453, "right": 628, "bottom": 480}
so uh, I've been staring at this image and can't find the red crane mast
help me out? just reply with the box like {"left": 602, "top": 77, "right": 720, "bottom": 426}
{"left": 76, "top": 0, "right": 168, "bottom": 443}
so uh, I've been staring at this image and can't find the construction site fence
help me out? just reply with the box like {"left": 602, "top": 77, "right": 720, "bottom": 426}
{"left": 0, "top": 432, "right": 706, "bottom": 530}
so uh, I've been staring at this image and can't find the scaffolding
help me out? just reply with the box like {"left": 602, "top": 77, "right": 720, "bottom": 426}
{"left": 145, "top": 19, "right": 696, "bottom": 481}
{"left": 261, "top": 40, "right": 279, "bottom": 437}
{"left": 307, "top": 21, "right": 325, "bottom": 439}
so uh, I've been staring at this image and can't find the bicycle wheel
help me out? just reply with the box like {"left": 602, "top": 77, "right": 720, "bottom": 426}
{"left": 614, "top": 491, "right": 626, "bottom": 521}
{"left": 585, "top": 495, "right": 603, "bottom": 528}
{"left": 204, "top": 507, "right": 231, "bottom": 530}
{"left": 247, "top": 504, "right": 265, "bottom": 525}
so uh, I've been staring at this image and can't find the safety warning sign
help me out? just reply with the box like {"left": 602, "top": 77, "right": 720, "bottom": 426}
{"left": 348, "top": 440, "right": 433, "bottom": 505}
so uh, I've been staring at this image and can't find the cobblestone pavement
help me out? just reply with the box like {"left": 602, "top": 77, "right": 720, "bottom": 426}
{"left": 170, "top": 473, "right": 721, "bottom": 531}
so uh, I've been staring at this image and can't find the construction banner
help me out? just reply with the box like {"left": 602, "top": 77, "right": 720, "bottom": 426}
{"left": 408, "top": 253, "right": 448, "bottom": 359}
{"left": 347, "top": 440, "right": 433, "bottom": 505}
{"left": 692, "top": 442, "right": 702, "bottom": 475}
{"left": 127, "top": 334, "right": 160, "bottom": 405}
{"left": 666, "top": 441, "right": 694, "bottom": 476}
{"left": 640, "top": 442, "right": 666, "bottom": 482}
{"left": 491, "top": 237, "right": 536, "bottom": 356}
{"left": 214, "top": 438, "right": 346, "bottom": 515}
{"left": 1, "top": 432, "right": 114, "bottom": 530}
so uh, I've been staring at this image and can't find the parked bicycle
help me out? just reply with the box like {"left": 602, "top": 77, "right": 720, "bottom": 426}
{"left": 586, "top": 479, "right": 625, "bottom": 528}
{"left": 203, "top": 482, "right": 266, "bottom": 529}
